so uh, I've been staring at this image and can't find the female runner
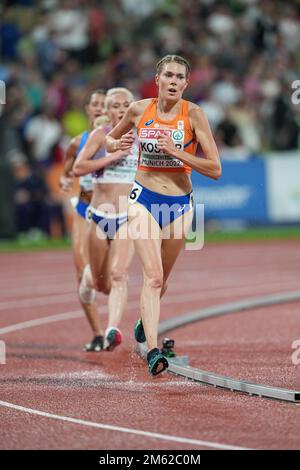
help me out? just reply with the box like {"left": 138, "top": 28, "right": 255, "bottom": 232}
{"left": 105, "top": 56, "right": 221, "bottom": 375}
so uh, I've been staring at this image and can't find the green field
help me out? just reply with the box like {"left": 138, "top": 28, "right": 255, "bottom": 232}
{"left": 0, "top": 227, "right": 299, "bottom": 253}
{"left": 0, "top": 237, "right": 71, "bottom": 252}
{"left": 204, "top": 227, "right": 300, "bottom": 243}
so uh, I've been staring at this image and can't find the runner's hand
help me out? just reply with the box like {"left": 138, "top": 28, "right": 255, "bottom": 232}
{"left": 157, "top": 132, "right": 178, "bottom": 157}
{"left": 119, "top": 131, "right": 135, "bottom": 151}
{"left": 59, "top": 174, "right": 74, "bottom": 192}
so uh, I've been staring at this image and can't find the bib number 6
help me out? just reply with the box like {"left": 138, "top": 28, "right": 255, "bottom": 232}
{"left": 129, "top": 188, "right": 139, "bottom": 201}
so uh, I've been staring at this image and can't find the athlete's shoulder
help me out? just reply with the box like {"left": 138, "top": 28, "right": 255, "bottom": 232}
{"left": 185, "top": 100, "right": 201, "bottom": 114}
{"left": 186, "top": 102, "right": 212, "bottom": 136}
{"left": 130, "top": 98, "right": 153, "bottom": 117}
{"left": 89, "top": 126, "right": 107, "bottom": 141}
{"left": 186, "top": 101, "right": 207, "bottom": 126}
{"left": 69, "top": 133, "right": 84, "bottom": 152}
{"left": 136, "top": 98, "right": 153, "bottom": 107}
{"left": 74, "top": 132, "right": 86, "bottom": 144}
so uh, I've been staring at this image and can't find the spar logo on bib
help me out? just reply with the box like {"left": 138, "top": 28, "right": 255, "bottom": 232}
{"left": 140, "top": 128, "right": 172, "bottom": 139}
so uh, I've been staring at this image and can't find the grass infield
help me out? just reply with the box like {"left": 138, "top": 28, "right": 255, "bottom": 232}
{"left": 0, "top": 227, "right": 299, "bottom": 252}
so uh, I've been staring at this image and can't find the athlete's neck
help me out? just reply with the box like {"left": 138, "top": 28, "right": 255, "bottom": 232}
{"left": 157, "top": 97, "right": 181, "bottom": 116}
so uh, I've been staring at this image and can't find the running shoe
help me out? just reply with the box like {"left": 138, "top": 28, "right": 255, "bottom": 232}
{"left": 161, "top": 338, "right": 176, "bottom": 357}
{"left": 147, "top": 348, "right": 169, "bottom": 376}
{"left": 84, "top": 335, "right": 103, "bottom": 352}
{"left": 104, "top": 327, "right": 122, "bottom": 351}
{"left": 134, "top": 318, "right": 146, "bottom": 343}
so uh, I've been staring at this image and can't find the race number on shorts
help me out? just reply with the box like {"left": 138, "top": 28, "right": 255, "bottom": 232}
{"left": 128, "top": 182, "right": 143, "bottom": 203}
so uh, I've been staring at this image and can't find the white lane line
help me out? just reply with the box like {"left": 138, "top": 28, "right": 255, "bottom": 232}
{"left": 0, "top": 310, "right": 83, "bottom": 334}
{"left": 0, "top": 400, "right": 251, "bottom": 450}
{"left": 0, "top": 279, "right": 298, "bottom": 312}
{"left": 1, "top": 283, "right": 298, "bottom": 336}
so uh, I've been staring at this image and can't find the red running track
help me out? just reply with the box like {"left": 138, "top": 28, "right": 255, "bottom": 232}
{"left": 0, "top": 240, "right": 299, "bottom": 450}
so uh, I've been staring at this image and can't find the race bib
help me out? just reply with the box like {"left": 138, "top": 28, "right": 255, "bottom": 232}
{"left": 139, "top": 128, "right": 184, "bottom": 168}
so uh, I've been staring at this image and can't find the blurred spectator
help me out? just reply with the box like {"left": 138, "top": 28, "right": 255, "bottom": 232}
{"left": 229, "top": 97, "right": 261, "bottom": 153}
{"left": 215, "top": 113, "right": 242, "bottom": 148}
{"left": 45, "top": 73, "right": 68, "bottom": 118}
{"left": 0, "top": 106, "right": 23, "bottom": 238}
{"left": 23, "top": 70, "right": 44, "bottom": 112}
{"left": 207, "top": 4, "right": 236, "bottom": 38}
{"left": 49, "top": 0, "right": 89, "bottom": 63}
{"left": 212, "top": 70, "right": 241, "bottom": 107}
{"left": 11, "top": 153, "right": 51, "bottom": 235}
{"left": 32, "top": 16, "right": 66, "bottom": 79}
{"left": 0, "top": 7, "right": 21, "bottom": 61}
{"left": 86, "top": 0, "right": 106, "bottom": 64}
{"left": 269, "top": 95, "right": 299, "bottom": 150}
{"left": 24, "top": 102, "right": 62, "bottom": 167}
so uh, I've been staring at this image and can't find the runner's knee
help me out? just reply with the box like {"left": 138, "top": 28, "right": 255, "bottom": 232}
{"left": 111, "top": 269, "right": 128, "bottom": 286}
{"left": 144, "top": 270, "right": 164, "bottom": 289}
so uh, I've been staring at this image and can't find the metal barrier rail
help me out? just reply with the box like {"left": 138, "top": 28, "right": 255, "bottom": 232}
{"left": 158, "top": 291, "right": 300, "bottom": 403}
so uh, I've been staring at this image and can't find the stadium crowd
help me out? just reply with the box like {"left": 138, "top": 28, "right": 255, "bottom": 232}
{"left": 0, "top": 0, "right": 299, "bottom": 237}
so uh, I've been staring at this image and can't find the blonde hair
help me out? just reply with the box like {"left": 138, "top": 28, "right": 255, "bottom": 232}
{"left": 104, "top": 87, "right": 134, "bottom": 110}
{"left": 93, "top": 115, "right": 110, "bottom": 129}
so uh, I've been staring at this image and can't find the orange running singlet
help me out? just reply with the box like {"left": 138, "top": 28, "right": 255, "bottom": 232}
{"left": 137, "top": 98, "right": 197, "bottom": 174}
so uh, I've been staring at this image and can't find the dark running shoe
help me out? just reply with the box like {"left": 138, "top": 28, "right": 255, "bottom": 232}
{"left": 147, "top": 348, "right": 169, "bottom": 376}
{"left": 161, "top": 338, "right": 176, "bottom": 358}
{"left": 104, "top": 327, "right": 122, "bottom": 351}
{"left": 134, "top": 318, "right": 146, "bottom": 343}
{"left": 84, "top": 335, "right": 103, "bottom": 352}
